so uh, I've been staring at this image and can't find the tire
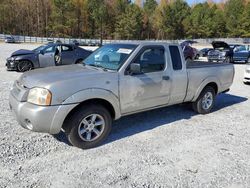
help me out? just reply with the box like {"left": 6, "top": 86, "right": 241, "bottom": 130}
{"left": 17, "top": 60, "right": 33, "bottom": 72}
{"left": 65, "top": 104, "right": 112, "bottom": 149}
{"left": 225, "top": 56, "right": 232, "bottom": 63}
{"left": 192, "top": 86, "right": 216, "bottom": 114}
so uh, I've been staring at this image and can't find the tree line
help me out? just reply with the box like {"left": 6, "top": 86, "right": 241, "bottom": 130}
{"left": 0, "top": 0, "right": 250, "bottom": 40}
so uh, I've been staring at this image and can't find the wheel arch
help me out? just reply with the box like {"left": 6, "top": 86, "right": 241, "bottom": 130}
{"left": 192, "top": 78, "right": 220, "bottom": 102}
{"left": 60, "top": 88, "right": 121, "bottom": 132}
{"left": 62, "top": 98, "right": 116, "bottom": 133}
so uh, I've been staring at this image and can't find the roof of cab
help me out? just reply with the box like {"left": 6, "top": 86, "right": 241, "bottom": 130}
{"left": 105, "top": 41, "right": 179, "bottom": 46}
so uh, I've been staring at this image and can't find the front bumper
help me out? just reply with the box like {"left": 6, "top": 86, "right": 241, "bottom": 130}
{"left": 208, "top": 56, "right": 226, "bottom": 62}
{"left": 9, "top": 93, "right": 78, "bottom": 134}
{"left": 6, "top": 60, "right": 18, "bottom": 70}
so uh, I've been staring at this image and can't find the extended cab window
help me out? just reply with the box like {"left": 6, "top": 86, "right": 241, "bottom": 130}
{"left": 169, "top": 46, "right": 182, "bottom": 70}
{"left": 235, "top": 45, "right": 246, "bottom": 52}
{"left": 133, "top": 47, "right": 165, "bottom": 73}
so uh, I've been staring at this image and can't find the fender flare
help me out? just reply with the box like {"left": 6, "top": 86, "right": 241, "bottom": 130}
{"left": 62, "top": 88, "right": 121, "bottom": 119}
{"left": 192, "top": 77, "right": 221, "bottom": 102}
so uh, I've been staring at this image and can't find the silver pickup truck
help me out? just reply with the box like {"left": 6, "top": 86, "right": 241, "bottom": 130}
{"left": 9, "top": 42, "right": 234, "bottom": 149}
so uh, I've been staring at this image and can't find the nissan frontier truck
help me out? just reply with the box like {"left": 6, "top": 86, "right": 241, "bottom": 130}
{"left": 9, "top": 42, "right": 235, "bottom": 149}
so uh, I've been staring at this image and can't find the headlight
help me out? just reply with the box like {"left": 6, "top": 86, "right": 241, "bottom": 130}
{"left": 27, "top": 87, "right": 52, "bottom": 106}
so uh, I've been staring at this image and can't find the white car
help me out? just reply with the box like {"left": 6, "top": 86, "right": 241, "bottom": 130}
{"left": 243, "top": 64, "right": 250, "bottom": 84}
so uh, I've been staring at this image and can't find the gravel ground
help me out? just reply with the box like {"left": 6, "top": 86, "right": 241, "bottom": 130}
{"left": 0, "top": 43, "right": 250, "bottom": 188}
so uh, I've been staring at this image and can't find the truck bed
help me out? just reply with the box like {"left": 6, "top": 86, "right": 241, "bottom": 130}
{"left": 184, "top": 60, "right": 234, "bottom": 102}
{"left": 187, "top": 61, "right": 231, "bottom": 69}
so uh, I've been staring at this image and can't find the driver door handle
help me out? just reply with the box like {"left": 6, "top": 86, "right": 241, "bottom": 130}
{"left": 162, "top": 76, "right": 170, "bottom": 80}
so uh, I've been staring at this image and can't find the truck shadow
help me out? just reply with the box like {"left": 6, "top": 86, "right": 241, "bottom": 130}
{"left": 53, "top": 93, "right": 247, "bottom": 147}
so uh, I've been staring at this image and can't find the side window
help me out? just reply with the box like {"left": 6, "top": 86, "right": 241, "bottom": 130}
{"left": 238, "top": 45, "right": 246, "bottom": 52}
{"left": 169, "top": 46, "right": 182, "bottom": 70}
{"left": 44, "top": 46, "right": 55, "bottom": 53}
{"left": 133, "top": 47, "right": 165, "bottom": 73}
{"left": 62, "top": 45, "right": 73, "bottom": 52}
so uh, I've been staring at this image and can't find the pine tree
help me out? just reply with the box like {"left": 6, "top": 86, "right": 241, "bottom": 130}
{"left": 115, "top": 4, "right": 143, "bottom": 39}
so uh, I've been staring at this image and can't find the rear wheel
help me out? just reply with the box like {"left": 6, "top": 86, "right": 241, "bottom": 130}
{"left": 192, "top": 86, "right": 216, "bottom": 114}
{"left": 225, "top": 56, "right": 232, "bottom": 63}
{"left": 65, "top": 104, "right": 112, "bottom": 149}
{"left": 17, "top": 60, "right": 33, "bottom": 72}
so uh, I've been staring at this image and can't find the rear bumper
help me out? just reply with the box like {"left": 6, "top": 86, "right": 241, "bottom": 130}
{"left": 9, "top": 93, "right": 78, "bottom": 134}
{"left": 244, "top": 71, "right": 250, "bottom": 82}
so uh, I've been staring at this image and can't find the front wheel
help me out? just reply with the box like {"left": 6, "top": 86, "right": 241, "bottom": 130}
{"left": 192, "top": 86, "right": 216, "bottom": 114}
{"left": 17, "top": 60, "right": 33, "bottom": 72}
{"left": 65, "top": 104, "right": 112, "bottom": 149}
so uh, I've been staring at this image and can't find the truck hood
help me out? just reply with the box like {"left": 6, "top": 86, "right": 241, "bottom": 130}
{"left": 18, "top": 64, "right": 118, "bottom": 105}
{"left": 18, "top": 64, "right": 107, "bottom": 88}
{"left": 11, "top": 49, "right": 35, "bottom": 57}
{"left": 212, "top": 41, "right": 230, "bottom": 49}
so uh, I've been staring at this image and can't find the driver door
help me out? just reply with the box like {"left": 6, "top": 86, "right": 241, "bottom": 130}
{"left": 38, "top": 45, "right": 56, "bottom": 67}
{"left": 119, "top": 46, "right": 172, "bottom": 114}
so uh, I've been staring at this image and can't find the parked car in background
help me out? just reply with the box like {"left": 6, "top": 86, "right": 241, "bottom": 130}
{"left": 243, "top": 63, "right": 250, "bottom": 84}
{"left": 199, "top": 48, "right": 213, "bottom": 57}
{"left": 71, "top": 40, "right": 80, "bottom": 46}
{"left": 6, "top": 43, "right": 92, "bottom": 72}
{"left": 5, "top": 36, "right": 16, "bottom": 43}
{"left": 180, "top": 41, "right": 195, "bottom": 62}
{"left": 193, "top": 48, "right": 200, "bottom": 59}
{"left": 9, "top": 42, "right": 234, "bottom": 149}
{"left": 208, "top": 41, "right": 250, "bottom": 63}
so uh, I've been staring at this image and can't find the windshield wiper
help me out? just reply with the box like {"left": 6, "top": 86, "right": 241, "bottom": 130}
{"left": 86, "top": 63, "right": 110, "bottom": 72}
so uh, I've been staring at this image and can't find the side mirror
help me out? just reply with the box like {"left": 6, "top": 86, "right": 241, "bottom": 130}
{"left": 130, "top": 63, "right": 141, "bottom": 75}
{"left": 40, "top": 50, "right": 44, "bottom": 55}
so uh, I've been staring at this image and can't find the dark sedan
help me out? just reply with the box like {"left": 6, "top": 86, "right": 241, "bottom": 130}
{"left": 6, "top": 43, "right": 92, "bottom": 72}
{"left": 199, "top": 48, "right": 213, "bottom": 57}
{"left": 208, "top": 41, "right": 250, "bottom": 63}
{"left": 5, "top": 36, "right": 16, "bottom": 43}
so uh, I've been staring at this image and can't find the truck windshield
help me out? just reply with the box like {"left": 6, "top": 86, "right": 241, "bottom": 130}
{"left": 83, "top": 44, "right": 137, "bottom": 71}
